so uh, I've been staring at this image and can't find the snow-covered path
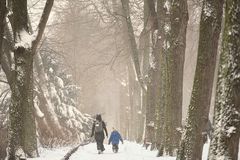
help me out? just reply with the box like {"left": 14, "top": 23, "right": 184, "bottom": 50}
{"left": 69, "top": 142, "right": 175, "bottom": 160}
{"left": 30, "top": 141, "right": 175, "bottom": 160}
{"left": 30, "top": 141, "right": 212, "bottom": 160}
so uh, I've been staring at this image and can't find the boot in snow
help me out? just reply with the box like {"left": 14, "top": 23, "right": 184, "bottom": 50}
{"left": 112, "top": 144, "right": 119, "bottom": 153}
{"left": 98, "top": 150, "right": 102, "bottom": 154}
{"left": 113, "top": 149, "right": 118, "bottom": 153}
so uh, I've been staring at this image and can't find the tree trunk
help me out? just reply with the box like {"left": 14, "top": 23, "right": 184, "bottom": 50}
{"left": 133, "top": 78, "right": 141, "bottom": 142}
{"left": 7, "top": 35, "right": 37, "bottom": 160}
{"left": 156, "top": 0, "right": 171, "bottom": 154}
{"left": 5, "top": 0, "right": 54, "bottom": 158}
{"left": 176, "top": 0, "right": 224, "bottom": 159}
{"left": 127, "top": 62, "right": 135, "bottom": 140}
{"left": 34, "top": 52, "right": 63, "bottom": 138}
{"left": 121, "top": 0, "right": 146, "bottom": 92}
{"left": 145, "top": 65, "right": 159, "bottom": 149}
{"left": 147, "top": 0, "right": 188, "bottom": 156}
{"left": 169, "top": 0, "right": 188, "bottom": 151}
{"left": 208, "top": 0, "right": 240, "bottom": 159}
{"left": 138, "top": 0, "right": 150, "bottom": 143}
{"left": 142, "top": 0, "right": 160, "bottom": 150}
{"left": 0, "top": 0, "right": 6, "bottom": 61}
{"left": 6, "top": 0, "right": 38, "bottom": 159}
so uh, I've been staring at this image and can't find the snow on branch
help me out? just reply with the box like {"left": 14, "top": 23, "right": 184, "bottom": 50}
{"left": 15, "top": 29, "right": 34, "bottom": 49}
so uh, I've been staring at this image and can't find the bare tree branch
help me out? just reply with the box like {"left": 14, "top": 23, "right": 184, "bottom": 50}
{"left": 32, "top": 0, "right": 54, "bottom": 54}
{"left": 0, "top": 88, "right": 9, "bottom": 99}
{"left": 0, "top": 89, "right": 10, "bottom": 108}
{"left": 0, "top": 79, "right": 8, "bottom": 84}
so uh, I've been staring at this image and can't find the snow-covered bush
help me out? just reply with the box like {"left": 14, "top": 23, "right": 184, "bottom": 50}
{"left": 0, "top": 70, "right": 10, "bottom": 159}
{"left": 0, "top": 44, "right": 93, "bottom": 156}
{"left": 34, "top": 42, "right": 93, "bottom": 146}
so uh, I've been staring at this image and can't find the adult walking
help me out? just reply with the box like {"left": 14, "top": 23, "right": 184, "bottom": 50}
{"left": 91, "top": 114, "right": 108, "bottom": 154}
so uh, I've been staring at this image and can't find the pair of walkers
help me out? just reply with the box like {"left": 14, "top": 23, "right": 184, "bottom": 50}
{"left": 91, "top": 114, "right": 123, "bottom": 154}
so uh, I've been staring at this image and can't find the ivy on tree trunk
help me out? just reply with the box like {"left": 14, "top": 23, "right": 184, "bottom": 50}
{"left": 176, "top": 0, "right": 224, "bottom": 159}
{"left": 208, "top": 0, "right": 240, "bottom": 159}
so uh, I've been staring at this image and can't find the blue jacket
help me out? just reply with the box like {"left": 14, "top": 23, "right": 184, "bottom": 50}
{"left": 108, "top": 131, "right": 123, "bottom": 145}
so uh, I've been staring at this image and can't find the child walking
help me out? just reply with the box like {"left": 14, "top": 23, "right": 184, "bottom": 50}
{"left": 108, "top": 128, "right": 123, "bottom": 153}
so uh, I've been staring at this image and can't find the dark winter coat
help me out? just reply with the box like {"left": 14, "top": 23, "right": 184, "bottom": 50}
{"left": 91, "top": 120, "right": 108, "bottom": 141}
{"left": 108, "top": 130, "right": 123, "bottom": 145}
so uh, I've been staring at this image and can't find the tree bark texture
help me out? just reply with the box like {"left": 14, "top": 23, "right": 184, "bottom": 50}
{"left": 154, "top": 0, "right": 188, "bottom": 156}
{"left": 0, "top": 0, "right": 7, "bottom": 62}
{"left": 7, "top": 0, "right": 38, "bottom": 159}
{"left": 208, "top": 0, "right": 240, "bottom": 159}
{"left": 168, "top": 0, "right": 188, "bottom": 151}
{"left": 4, "top": 0, "right": 54, "bottom": 159}
{"left": 176, "top": 0, "right": 224, "bottom": 159}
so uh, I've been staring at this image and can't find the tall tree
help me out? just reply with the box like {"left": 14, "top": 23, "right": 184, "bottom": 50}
{"left": 114, "top": 0, "right": 146, "bottom": 141}
{"left": 0, "top": 0, "right": 54, "bottom": 159}
{"left": 142, "top": 0, "right": 159, "bottom": 149}
{"left": 168, "top": 0, "right": 188, "bottom": 151}
{"left": 176, "top": 0, "right": 224, "bottom": 159}
{"left": 120, "top": 0, "right": 147, "bottom": 92}
{"left": 127, "top": 62, "right": 140, "bottom": 140}
{"left": 7, "top": 0, "right": 38, "bottom": 158}
{"left": 157, "top": 0, "right": 188, "bottom": 155}
{"left": 208, "top": 0, "right": 240, "bottom": 159}
{"left": 145, "top": 0, "right": 189, "bottom": 156}
{"left": 112, "top": 0, "right": 135, "bottom": 140}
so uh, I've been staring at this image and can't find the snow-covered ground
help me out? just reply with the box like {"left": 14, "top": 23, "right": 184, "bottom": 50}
{"left": 28, "top": 147, "right": 72, "bottom": 160}
{"left": 70, "top": 142, "right": 175, "bottom": 160}
{"left": 30, "top": 141, "right": 211, "bottom": 160}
